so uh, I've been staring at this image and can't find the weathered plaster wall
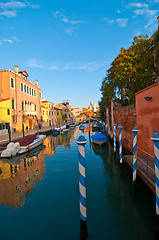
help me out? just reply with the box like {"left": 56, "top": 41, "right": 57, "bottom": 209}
{"left": 136, "top": 82, "right": 159, "bottom": 158}
{"left": 113, "top": 104, "right": 136, "bottom": 153}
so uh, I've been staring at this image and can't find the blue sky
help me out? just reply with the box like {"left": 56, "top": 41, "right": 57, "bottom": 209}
{"left": 0, "top": 0, "right": 159, "bottom": 109}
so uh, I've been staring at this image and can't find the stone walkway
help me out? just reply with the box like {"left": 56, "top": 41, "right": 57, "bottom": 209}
{"left": 0, "top": 126, "right": 52, "bottom": 145}
{"left": 123, "top": 155, "right": 155, "bottom": 195}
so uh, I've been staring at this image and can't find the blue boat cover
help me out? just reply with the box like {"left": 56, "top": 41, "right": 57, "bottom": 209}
{"left": 91, "top": 132, "right": 107, "bottom": 142}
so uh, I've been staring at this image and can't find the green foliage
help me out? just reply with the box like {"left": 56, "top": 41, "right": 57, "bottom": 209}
{"left": 100, "top": 35, "right": 158, "bottom": 109}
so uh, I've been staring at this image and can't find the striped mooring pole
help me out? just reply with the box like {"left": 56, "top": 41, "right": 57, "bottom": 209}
{"left": 113, "top": 121, "right": 116, "bottom": 153}
{"left": 118, "top": 123, "right": 122, "bottom": 163}
{"left": 132, "top": 124, "right": 138, "bottom": 183}
{"left": 76, "top": 135, "right": 88, "bottom": 237}
{"left": 103, "top": 122, "right": 105, "bottom": 135}
{"left": 151, "top": 129, "right": 159, "bottom": 216}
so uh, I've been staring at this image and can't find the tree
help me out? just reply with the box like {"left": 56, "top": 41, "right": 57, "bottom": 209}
{"left": 101, "top": 35, "right": 158, "bottom": 105}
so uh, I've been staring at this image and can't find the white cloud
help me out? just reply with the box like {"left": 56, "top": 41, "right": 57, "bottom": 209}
{"left": 27, "top": 59, "right": 106, "bottom": 72}
{"left": 3, "top": 39, "right": 13, "bottom": 43}
{"left": 0, "top": 36, "right": 21, "bottom": 45}
{"left": 0, "top": 1, "right": 40, "bottom": 18}
{"left": 0, "top": 1, "right": 26, "bottom": 9}
{"left": 128, "top": 1, "right": 159, "bottom": 31}
{"left": 128, "top": 3, "right": 149, "bottom": 9}
{"left": 0, "top": 10, "right": 17, "bottom": 17}
{"left": 107, "top": 18, "right": 128, "bottom": 27}
{"left": 53, "top": 11, "right": 86, "bottom": 25}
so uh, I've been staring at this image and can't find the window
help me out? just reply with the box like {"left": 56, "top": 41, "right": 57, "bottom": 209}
{"left": 32, "top": 89, "right": 33, "bottom": 96}
{"left": 24, "top": 85, "right": 26, "bottom": 93}
{"left": 22, "top": 102, "right": 24, "bottom": 111}
{"left": 27, "top": 86, "right": 29, "bottom": 94}
{"left": 21, "top": 83, "right": 23, "bottom": 92}
{"left": 12, "top": 99, "right": 15, "bottom": 109}
{"left": 34, "top": 90, "right": 36, "bottom": 97}
{"left": 7, "top": 109, "right": 10, "bottom": 115}
{"left": 12, "top": 115, "right": 17, "bottom": 123}
{"left": 57, "top": 111, "right": 59, "bottom": 115}
{"left": 39, "top": 92, "right": 42, "bottom": 99}
{"left": 35, "top": 104, "right": 36, "bottom": 111}
{"left": 30, "top": 87, "right": 31, "bottom": 95}
{"left": 10, "top": 78, "right": 14, "bottom": 88}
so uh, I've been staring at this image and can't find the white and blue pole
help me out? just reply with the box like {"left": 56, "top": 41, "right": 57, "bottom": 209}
{"left": 113, "top": 121, "right": 116, "bottom": 153}
{"left": 132, "top": 124, "right": 138, "bottom": 183}
{"left": 151, "top": 129, "right": 159, "bottom": 216}
{"left": 103, "top": 122, "right": 105, "bottom": 135}
{"left": 118, "top": 123, "right": 122, "bottom": 163}
{"left": 76, "top": 135, "right": 87, "bottom": 236}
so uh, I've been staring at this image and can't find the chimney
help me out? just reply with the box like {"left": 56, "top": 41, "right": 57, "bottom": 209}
{"left": 158, "top": 16, "right": 159, "bottom": 29}
{"left": 35, "top": 80, "right": 38, "bottom": 86}
{"left": 15, "top": 65, "right": 19, "bottom": 74}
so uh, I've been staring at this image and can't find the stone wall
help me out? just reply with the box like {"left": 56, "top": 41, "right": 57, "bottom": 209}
{"left": 113, "top": 104, "right": 136, "bottom": 153}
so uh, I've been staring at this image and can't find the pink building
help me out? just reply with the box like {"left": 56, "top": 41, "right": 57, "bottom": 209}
{"left": 0, "top": 65, "right": 42, "bottom": 132}
{"left": 136, "top": 82, "right": 159, "bottom": 159}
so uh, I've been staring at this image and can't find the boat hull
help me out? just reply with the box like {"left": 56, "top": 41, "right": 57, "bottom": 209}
{"left": 18, "top": 138, "right": 43, "bottom": 154}
{"left": 92, "top": 140, "right": 107, "bottom": 145}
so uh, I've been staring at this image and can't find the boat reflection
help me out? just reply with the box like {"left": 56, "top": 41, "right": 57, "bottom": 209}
{"left": 42, "top": 127, "right": 79, "bottom": 156}
{"left": 0, "top": 145, "right": 45, "bottom": 208}
{"left": 92, "top": 142, "right": 108, "bottom": 157}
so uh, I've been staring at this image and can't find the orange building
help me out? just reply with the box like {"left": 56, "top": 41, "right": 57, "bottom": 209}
{"left": 136, "top": 82, "right": 159, "bottom": 159}
{"left": 0, "top": 65, "right": 42, "bottom": 132}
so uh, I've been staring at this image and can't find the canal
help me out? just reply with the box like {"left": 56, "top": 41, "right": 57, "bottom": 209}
{"left": 0, "top": 127, "right": 156, "bottom": 240}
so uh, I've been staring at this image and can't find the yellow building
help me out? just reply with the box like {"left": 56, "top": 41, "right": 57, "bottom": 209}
{"left": 0, "top": 99, "right": 12, "bottom": 133}
{"left": 42, "top": 99, "right": 57, "bottom": 126}
{"left": 54, "top": 107, "right": 63, "bottom": 126}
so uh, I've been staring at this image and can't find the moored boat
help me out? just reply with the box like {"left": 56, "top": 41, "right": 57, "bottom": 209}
{"left": 91, "top": 132, "right": 107, "bottom": 145}
{"left": 18, "top": 134, "right": 46, "bottom": 154}
{"left": 69, "top": 123, "right": 76, "bottom": 127}
{"left": 1, "top": 134, "right": 46, "bottom": 157}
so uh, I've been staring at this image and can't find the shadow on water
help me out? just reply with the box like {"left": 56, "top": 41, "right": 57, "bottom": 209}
{"left": 89, "top": 137, "right": 157, "bottom": 240}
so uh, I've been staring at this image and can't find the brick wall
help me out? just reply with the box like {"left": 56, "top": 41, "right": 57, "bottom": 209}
{"left": 113, "top": 104, "right": 136, "bottom": 153}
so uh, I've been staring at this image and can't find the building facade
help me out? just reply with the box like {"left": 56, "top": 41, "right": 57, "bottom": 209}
{"left": 42, "top": 99, "right": 57, "bottom": 127}
{"left": 55, "top": 102, "right": 76, "bottom": 124}
{"left": 136, "top": 82, "right": 159, "bottom": 158}
{"left": 0, "top": 65, "right": 42, "bottom": 132}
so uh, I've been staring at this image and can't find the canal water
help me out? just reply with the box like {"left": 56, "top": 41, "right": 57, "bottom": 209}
{"left": 0, "top": 127, "right": 156, "bottom": 240}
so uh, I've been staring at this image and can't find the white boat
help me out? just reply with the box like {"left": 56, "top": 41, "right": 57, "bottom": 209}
{"left": 91, "top": 132, "right": 107, "bottom": 145}
{"left": 18, "top": 134, "right": 46, "bottom": 155}
{"left": 60, "top": 125, "right": 68, "bottom": 133}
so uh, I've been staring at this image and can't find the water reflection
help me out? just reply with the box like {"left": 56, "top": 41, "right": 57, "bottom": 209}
{"left": 0, "top": 127, "right": 78, "bottom": 209}
{"left": 42, "top": 127, "right": 79, "bottom": 156}
{"left": 0, "top": 146, "right": 45, "bottom": 208}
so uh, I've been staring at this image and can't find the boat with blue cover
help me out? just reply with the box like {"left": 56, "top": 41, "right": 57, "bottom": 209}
{"left": 91, "top": 132, "right": 107, "bottom": 145}
{"left": 69, "top": 123, "right": 76, "bottom": 127}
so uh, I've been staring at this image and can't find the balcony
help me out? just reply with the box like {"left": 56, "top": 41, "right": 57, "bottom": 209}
{"left": 25, "top": 110, "right": 37, "bottom": 116}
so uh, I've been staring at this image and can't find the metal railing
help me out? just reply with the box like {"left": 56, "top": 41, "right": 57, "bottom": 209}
{"left": 137, "top": 147, "right": 155, "bottom": 182}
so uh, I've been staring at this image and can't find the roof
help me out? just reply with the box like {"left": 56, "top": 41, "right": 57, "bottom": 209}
{"left": 135, "top": 82, "right": 159, "bottom": 95}
{"left": 18, "top": 70, "right": 29, "bottom": 77}
{"left": 0, "top": 69, "right": 41, "bottom": 89}
{"left": 54, "top": 107, "right": 61, "bottom": 110}
{"left": 0, "top": 98, "right": 10, "bottom": 102}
